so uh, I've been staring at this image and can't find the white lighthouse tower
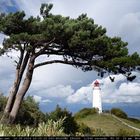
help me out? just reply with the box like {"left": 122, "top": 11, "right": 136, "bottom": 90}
{"left": 92, "top": 80, "right": 102, "bottom": 113}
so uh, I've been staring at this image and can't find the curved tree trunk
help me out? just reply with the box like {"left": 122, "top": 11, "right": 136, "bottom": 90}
{"left": 8, "top": 58, "right": 34, "bottom": 124}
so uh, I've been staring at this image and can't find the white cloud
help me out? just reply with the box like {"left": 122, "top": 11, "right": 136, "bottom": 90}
{"left": 32, "top": 84, "right": 74, "bottom": 99}
{"left": 66, "top": 73, "right": 140, "bottom": 104}
{"left": 33, "top": 95, "right": 42, "bottom": 102}
{"left": 31, "top": 63, "right": 97, "bottom": 92}
{"left": 42, "top": 99, "right": 52, "bottom": 103}
{"left": 33, "top": 95, "right": 52, "bottom": 104}
{"left": 45, "top": 85, "right": 74, "bottom": 98}
{"left": 101, "top": 74, "right": 140, "bottom": 103}
{"left": 66, "top": 86, "right": 92, "bottom": 104}
{"left": 14, "top": 0, "right": 51, "bottom": 17}
{"left": 118, "top": 83, "right": 140, "bottom": 96}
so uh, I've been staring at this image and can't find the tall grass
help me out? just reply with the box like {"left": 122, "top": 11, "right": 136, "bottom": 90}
{"left": 0, "top": 117, "right": 66, "bottom": 136}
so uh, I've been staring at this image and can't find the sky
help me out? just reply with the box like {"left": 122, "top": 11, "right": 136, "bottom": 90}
{"left": 0, "top": 0, "right": 140, "bottom": 117}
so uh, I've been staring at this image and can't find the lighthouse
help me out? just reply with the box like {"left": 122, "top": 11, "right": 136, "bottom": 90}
{"left": 92, "top": 80, "right": 102, "bottom": 113}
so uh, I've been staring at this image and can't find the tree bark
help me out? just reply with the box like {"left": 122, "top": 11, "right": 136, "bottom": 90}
{"left": 0, "top": 69, "right": 20, "bottom": 124}
{"left": 8, "top": 58, "right": 34, "bottom": 124}
{"left": 0, "top": 52, "right": 29, "bottom": 124}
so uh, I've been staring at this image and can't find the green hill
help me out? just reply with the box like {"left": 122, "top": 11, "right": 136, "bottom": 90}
{"left": 74, "top": 108, "right": 140, "bottom": 136}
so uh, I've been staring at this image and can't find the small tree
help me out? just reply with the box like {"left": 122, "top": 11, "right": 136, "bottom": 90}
{"left": 0, "top": 3, "right": 140, "bottom": 124}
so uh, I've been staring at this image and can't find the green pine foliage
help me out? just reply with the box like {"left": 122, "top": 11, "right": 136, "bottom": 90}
{"left": 0, "top": 3, "right": 139, "bottom": 74}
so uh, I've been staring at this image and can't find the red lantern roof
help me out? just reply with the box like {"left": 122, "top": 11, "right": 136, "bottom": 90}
{"left": 94, "top": 80, "right": 100, "bottom": 87}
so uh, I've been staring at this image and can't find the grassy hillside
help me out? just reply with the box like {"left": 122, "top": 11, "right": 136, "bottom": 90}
{"left": 120, "top": 117, "right": 140, "bottom": 129}
{"left": 75, "top": 113, "right": 140, "bottom": 136}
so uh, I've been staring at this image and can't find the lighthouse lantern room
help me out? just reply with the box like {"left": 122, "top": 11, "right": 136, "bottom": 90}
{"left": 92, "top": 80, "right": 102, "bottom": 113}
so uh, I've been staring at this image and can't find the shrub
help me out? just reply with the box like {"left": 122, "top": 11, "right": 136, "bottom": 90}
{"left": 36, "top": 118, "right": 65, "bottom": 136}
{"left": 78, "top": 123, "right": 93, "bottom": 135}
{"left": 15, "top": 96, "right": 47, "bottom": 126}
{"left": 128, "top": 117, "right": 140, "bottom": 124}
{"left": 92, "top": 128, "right": 106, "bottom": 136}
{"left": 111, "top": 108, "right": 127, "bottom": 119}
{"left": 0, "top": 118, "right": 66, "bottom": 136}
{"left": 116, "top": 129, "right": 136, "bottom": 136}
{"left": 74, "top": 108, "right": 98, "bottom": 119}
{"left": 0, "top": 95, "right": 47, "bottom": 126}
{"left": 48, "top": 105, "right": 79, "bottom": 135}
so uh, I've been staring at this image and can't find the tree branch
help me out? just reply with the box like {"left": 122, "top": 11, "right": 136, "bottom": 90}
{"left": 35, "top": 38, "right": 55, "bottom": 58}
{"left": 16, "top": 49, "right": 24, "bottom": 69}
{"left": 34, "top": 60, "right": 90, "bottom": 69}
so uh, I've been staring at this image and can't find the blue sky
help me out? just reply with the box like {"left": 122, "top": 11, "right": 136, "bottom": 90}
{"left": 0, "top": 0, "right": 140, "bottom": 117}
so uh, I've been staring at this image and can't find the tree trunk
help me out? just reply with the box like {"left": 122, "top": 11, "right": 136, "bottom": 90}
{"left": 8, "top": 58, "right": 34, "bottom": 124}
{"left": 0, "top": 69, "right": 20, "bottom": 124}
{"left": 0, "top": 52, "right": 29, "bottom": 124}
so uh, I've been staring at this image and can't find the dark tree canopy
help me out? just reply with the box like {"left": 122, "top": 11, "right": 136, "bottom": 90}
{"left": 0, "top": 4, "right": 139, "bottom": 76}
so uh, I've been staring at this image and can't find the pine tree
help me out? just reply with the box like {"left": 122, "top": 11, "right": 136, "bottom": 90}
{"left": 0, "top": 4, "right": 139, "bottom": 124}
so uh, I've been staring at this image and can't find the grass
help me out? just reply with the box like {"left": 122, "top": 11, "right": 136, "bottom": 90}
{"left": 0, "top": 118, "right": 66, "bottom": 136}
{"left": 120, "top": 118, "right": 140, "bottom": 129}
{"left": 0, "top": 112, "right": 140, "bottom": 136}
{"left": 76, "top": 113, "right": 140, "bottom": 136}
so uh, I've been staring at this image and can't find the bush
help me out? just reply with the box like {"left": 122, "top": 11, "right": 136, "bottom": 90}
{"left": 47, "top": 105, "right": 79, "bottom": 135}
{"left": 0, "top": 118, "right": 66, "bottom": 136}
{"left": 128, "top": 117, "right": 140, "bottom": 124}
{"left": 116, "top": 129, "right": 136, "bottom": 136}
{"left": 15, "top": 96, "right": 47, "bottom": 126}
{"left": 74, "top": 108, "right": 98, "bottom": 119}
{"left": 102, "top": 110, "right": 110, "bottom": 113}
{"left": 92, "top": 128, "right": 106, "bottom": 136}
{"left": 111, "top": 108, "right": 127, "bottom": 119}
{"left": 0, "top": 95, "right": 47, "bottom": 126}
{"left": 78, "top": 123, "right": 93, "bottom": 135}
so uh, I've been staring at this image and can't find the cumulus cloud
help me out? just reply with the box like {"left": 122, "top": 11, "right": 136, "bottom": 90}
{"left": 44, "top": 85, "right": 74, "bottom": 98}
{"left": 33, "top": 95, "right": 52, "bottom": 104}
{"left": 33, "top": 84, "right": 74, "bottom": 99}
{"left": 66, "top": 86, "right": 92, "bottom": 104}
{"left": 101, "top": 74, "right": 140, "bottom": 103}
{"left": 33, "top": 95, "right": 42, "bottom": 102}
{"left": 66, "top": 73, "right": 140, "bottom": 104}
